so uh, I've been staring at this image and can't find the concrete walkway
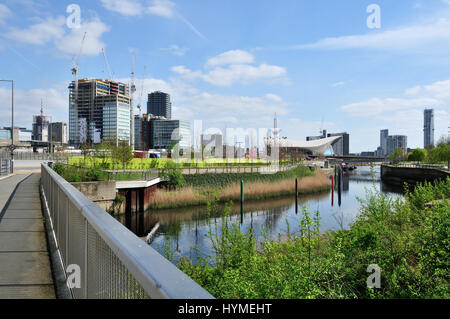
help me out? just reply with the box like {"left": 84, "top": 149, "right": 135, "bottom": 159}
{"left": 0, "top": 173, "right": 55, "bottom": 299}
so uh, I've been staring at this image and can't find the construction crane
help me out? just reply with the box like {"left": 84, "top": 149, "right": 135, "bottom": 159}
{"left": 136, "top": 65, "right": 147, "bottom": 117}
{"left": 101, "top": 48, "right": 113, "bottom": 80}
{"left": 71, "top": 31, "right": 87, "bottom": 146}
{"left": 130, "top": 52, "right": 136, "bottom": 150}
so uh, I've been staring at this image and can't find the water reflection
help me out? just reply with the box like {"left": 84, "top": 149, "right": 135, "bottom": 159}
{"left": 116, "top": 166, "right": 403, "bottom": 262}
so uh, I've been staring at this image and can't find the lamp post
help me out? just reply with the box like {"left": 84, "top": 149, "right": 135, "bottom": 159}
{"left": 1, "top": 80, "right": 14, "bottom": 173}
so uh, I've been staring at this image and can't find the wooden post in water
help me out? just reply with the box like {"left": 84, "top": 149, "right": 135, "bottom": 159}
{"left": 240, "top": 180, "right": 244, "bottom": 224}
{"left": 338, "top": 165, "right": 342, "bottom": 207}
{"left": 331, "top": 175, "right": 334, "bottom": 207}
{"left": 295, "top": 178, "right": 298, "bottom": 214}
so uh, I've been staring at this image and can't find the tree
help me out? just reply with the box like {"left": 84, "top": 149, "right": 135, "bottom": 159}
{"left": 112, "top": 141, "right": 134, "bottom": 169}
{"left": 388, "top": 147, "right": 406, "bottom": 164}
{"left": 429, "top": 144, "right": 450, "bottom": 168}
{"left": 407, "top": 149, "right": 427, "bottom": 162}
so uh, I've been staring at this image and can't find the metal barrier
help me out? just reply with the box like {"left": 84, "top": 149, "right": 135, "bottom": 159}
{"left": 0, "top": 159, "right": 9, "bottom": 176}
{"left": 40, "top": 163, "right": 213, "bottom": 299}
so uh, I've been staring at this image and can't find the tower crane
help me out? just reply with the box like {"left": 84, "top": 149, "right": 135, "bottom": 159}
{"left": 71, "top": 31, "right": 87, "bottom": 146}
{"left": 136, "top": 65, "right": 147, "bottom": 117}
{"left": 130, "top": 52, "right": 136, "bottom": 150}
{"left": 101, "top": 48, "right": 113, "bottom": 80}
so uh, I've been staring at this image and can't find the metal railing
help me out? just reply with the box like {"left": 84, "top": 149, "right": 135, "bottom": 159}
{"left": 40, "top": 163, "right": 213, "bottom": 299}
{"left": 393, "top": 162, "right": 449, "bottom": 171}
{"left": 0, "top": 159, "right": 9, "bottom": 177}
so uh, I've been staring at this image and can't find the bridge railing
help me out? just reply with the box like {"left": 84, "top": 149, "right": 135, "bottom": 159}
{"left": 0, "top": 159, "right": 9, "bottom": 177}
{"left": 40, "top": 163, "right": 213, "bottom": 299}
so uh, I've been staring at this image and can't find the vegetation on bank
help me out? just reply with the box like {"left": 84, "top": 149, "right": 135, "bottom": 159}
{"left": 150, "top": 170, "right": 329, "bottom": 209}
{"left": 390, "top": 137, "right": 450, "bottom": 167}
{"left": 160, "top": 178, "right": 450, "bottom": 299}
{"left": 183, "top": 165, "right": 314, "bottom": 188}
{"left": 68, "top": 156, "right": 277, "bottom": 170}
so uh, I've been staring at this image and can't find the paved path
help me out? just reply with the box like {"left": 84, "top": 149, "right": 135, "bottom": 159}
{"left": 0, "top": 173, "right": 55, "bottom": 299}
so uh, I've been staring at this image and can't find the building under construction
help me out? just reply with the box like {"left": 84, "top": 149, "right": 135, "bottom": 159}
{"left": 69, "top": 79, "right": 130, "bottom": 146}
{"left": 32, "top": 106, "right": 50, "bottom": 142}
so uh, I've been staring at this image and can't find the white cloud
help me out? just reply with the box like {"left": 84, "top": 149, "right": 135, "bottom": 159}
{"left": 424, "top": 79, "right": 450, "bottom": 99}
{"left": 172, "top": 50, "right": 287, "bottom": 86}
{"left": 332, "top": 81, "right": 345, "bottom": 87}
{"left": 56, "top": 19, "right": 110, "bottom": 56}
{"left": 100, "top": 0, "right": 205, "bottom": 39}
{"left": 171, "top": 65, "right": 192, "bottom": 75}
{"left": 340, "top": 78, "right": 450, "bottom": 149}
{"left": 340, "top": 97, "right": 442, "bottom": 117}
{"left": 101, "top": 0, "right": 143, "bottom": 16}
{"left": 0, "top": 4, "right": 12, "bottom": 24}
{"left": 160, "top": 44, "right": 188, "bottom": 56}
{"left": 296, "top": 18, "right": 450, "bottom": 52}
{"left": 146, "top": 0, "right": 175, "bottom": 18}
{"left": 405, "top": 86, "right": 421, "bottom": 95}
{"left": 205, "top": 50, "right": 255, "bottom": 68}
{"left": 4, "top": 15, "right": 109, "bottom": 56}
{"left": 5, "top": 16, "right": 66, "bottom": 45}
{"left": 0, "top": 84, "right": 67, "bottom": 129}
{"left": 202, "top": 64, "right": 287, "bottom": 86}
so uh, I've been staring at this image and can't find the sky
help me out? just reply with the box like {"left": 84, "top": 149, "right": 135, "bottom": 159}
{"left": 0, "top": 0, "right": 449, "bottom": 153}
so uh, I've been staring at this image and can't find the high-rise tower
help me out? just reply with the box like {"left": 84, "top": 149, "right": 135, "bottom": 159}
{"left": 424, "top": 109, "right": 434, "bottom": 148}
{"left": 147, "top": 91, "right": 171, "bottom": 119}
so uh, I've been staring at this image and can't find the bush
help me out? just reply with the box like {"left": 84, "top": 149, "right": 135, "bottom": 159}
{"left": 162, "top": 178, "right": 450, "bottom": 299}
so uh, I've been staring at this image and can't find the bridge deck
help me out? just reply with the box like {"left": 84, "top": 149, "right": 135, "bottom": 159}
{"left": 0, "top": 173, "right": 55, "bottom": 299}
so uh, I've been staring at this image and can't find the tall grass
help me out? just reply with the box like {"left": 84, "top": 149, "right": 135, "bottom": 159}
{"left": 149, "top": 170, "right": 329, "bottom": 209}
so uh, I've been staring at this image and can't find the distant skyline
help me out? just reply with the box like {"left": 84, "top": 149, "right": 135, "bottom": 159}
{"left": 0, "top": 0, "right": 449, "bottom": 152}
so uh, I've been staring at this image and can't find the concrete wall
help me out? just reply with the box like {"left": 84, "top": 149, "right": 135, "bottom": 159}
{"left": 71, "top": 181, "right": 116, "bottom": 201}
{"left": 71, "top": 181, "right": 117, "bottom": 213}
{"left": 381, "top": 165, "right": 450, "bottom": 185}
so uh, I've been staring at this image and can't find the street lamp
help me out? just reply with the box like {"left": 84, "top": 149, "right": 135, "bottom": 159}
{"left": 0, "top": 80, "right": 14, "bottom": 173}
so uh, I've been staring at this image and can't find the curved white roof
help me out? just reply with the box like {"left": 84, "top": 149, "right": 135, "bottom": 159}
{"left": 265, "top": 136, "right": 342, "bottom": 155}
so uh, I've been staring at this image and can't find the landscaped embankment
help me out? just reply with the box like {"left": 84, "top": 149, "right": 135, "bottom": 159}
{"left": 149, "top": 166, "right": 330, "bottom": 209}
{"left": 381, "top": 164, "right": 450, "bottom": 185}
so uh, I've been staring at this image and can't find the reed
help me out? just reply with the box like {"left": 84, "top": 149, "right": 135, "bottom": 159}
{"left": 149, "top": 171, "right": 330, "bottom": 209}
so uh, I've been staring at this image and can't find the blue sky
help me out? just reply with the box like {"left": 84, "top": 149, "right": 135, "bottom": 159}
{"left": 0, "top": 0, "right": 449, "bottom": 152}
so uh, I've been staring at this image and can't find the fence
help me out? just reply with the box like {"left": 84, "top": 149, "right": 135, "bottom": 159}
{"left": 0, "top": 159, "right": 9, "bottom": 177}
{"left": 0, "top": 151, "right": 78, "bottom": 161}
{"left": 40, "top": 163, "right": 213, "bottom": 299}
{"left": 394, "top": 162, "right": 449, "bottom": 171}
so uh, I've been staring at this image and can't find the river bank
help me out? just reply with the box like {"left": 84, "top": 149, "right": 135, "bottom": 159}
{"left": 149, "top": 170, "right": 330, "bottom": 209}
{"left": 169, "top": 177, "right": 450, "bottom": 299}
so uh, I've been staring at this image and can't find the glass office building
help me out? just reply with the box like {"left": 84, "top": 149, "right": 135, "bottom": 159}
{"left": 150, "top": 119, "right": 190, "bottom": 151}
{"left": 102, "top": 101, "right": 131, "bottom": 145}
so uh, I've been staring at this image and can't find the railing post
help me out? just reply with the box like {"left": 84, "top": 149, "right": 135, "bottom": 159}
{"left": 84, "top": 218, "right": 88, "bottom": 299}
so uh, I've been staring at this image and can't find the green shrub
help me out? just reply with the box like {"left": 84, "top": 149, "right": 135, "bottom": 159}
{"left": 161, "top": 178, "right": 450, "bottom": 299}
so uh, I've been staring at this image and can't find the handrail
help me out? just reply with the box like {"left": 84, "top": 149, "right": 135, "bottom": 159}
{"left": 41, "top": 163, "right": 213, "bottom": 299}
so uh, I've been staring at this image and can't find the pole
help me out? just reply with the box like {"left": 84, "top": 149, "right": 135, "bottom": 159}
{"left": 295, "top": 178, "right": 298, "bottom": 214}
{"left": 240, "top": 180, "right": 244, "bottom": 224}
{"left": 11, "top": 80, "right": 14, "bottom": 173}
{"left": 331, "top": 175, "right": 334, "bottom": 207}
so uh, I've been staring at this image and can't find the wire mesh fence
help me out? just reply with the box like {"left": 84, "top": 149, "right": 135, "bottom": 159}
{"left": 40, "top": 163, "right": 213, "bottom": 299}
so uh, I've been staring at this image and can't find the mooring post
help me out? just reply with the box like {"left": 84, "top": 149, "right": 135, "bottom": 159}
{"left": 338, "top": 165, "right": 342, "bottom": 207}
{"left": 295, "top": 178, "right": 298, "bottom": 214}
{"left": 334, "top": 165, "right": 337, "bottom": 189}
{"left": 331, "top": 175, "right": 334, "bottom": 207}
{"left": 240, "top": 180, "right": 244, "bottom": 224}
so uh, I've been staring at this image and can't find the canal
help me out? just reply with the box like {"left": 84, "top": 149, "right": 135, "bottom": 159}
{"left": 116, "top": 166, "right": 404, "bottom": 262}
